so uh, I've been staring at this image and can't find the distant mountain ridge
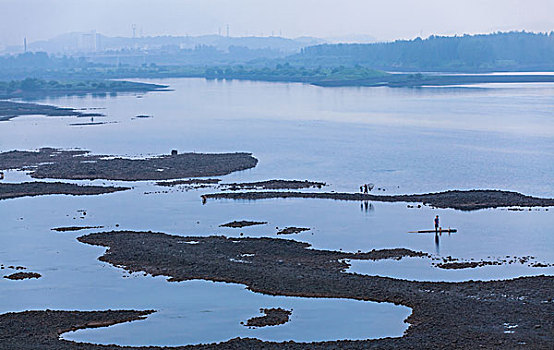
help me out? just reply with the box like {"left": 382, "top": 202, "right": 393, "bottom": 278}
{"left": 4, "top": 32, "right": 326, "bottom": 55}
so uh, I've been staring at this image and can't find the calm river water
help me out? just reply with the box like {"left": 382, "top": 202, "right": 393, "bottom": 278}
{"left": 0, "top": 78, "right": 553, "bottom": 345}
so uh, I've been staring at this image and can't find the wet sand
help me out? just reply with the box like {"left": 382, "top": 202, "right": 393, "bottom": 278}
{"left": 204, "top": 189, "right": 554, "bottom": 211}
{"left": 71, "top": 230, "right": 554, "bottom": 349}
{"left": 0, "top": 182, "right": 129, "bottom": 200}
{"left": 0, "top": 148, "right": 258, "bottom": 181}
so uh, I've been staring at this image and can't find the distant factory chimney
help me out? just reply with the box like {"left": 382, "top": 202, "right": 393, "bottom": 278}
{"left": 132, "top": 24, "right": 137, "bottom": 39}
{"left": 226, "top": 24, "right": 230, "bottom": 37}
{"left": 24, "top": 37, "right": 27, "bottom": 52}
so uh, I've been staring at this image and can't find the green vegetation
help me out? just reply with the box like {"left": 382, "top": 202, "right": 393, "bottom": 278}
{"left": 292, "top": 31, "right": 554, "bottom": 72}
{"left": 0, "top": 78, "right": 167, "bottom": 99}
{"left": 1, "top": 32, "right": 553, "bottom": 88}
{"left": 205, "top": 64, "right": 388, "bottom": 83}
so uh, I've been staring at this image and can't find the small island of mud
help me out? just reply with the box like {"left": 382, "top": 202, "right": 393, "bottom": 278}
{"left": 75, "top": 230, "right": 554, "bottom": 349}
{"left": 220, "top": 220, "right": 267, "bottom": 228}
{"left": 0, "top": 182, "right": 129, "bottom": 200}
{"left": 4, "top": 272, "right": 41, "bottom": 280}
{"left": 52, "top": 226, "right": 105, "bottom": 232}
{"left": 156, "top": 179, "right": 221, "bottom": 187}
{"left": 221, "top": 180, "right": 326, "bottom": 191}
{"left": 243, "top": 308, "right": 292, "bottom": 328}
{"left": 276, "top": 227, "right": 310, "bottom": 235}
{"left": 434, "top": 255, "right": 553, "bottom": 270}
{"left": 0, "top": 148, "right": 258, "bottom": 181}
{"left": 204, "top": 189, "right": 554, "bottom": 211}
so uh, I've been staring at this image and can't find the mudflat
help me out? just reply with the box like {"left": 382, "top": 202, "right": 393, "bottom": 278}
{"left": 204, "top": 189, "right": 554, "bottom": 211}
{"left": 0, "top": 148, "right": 258, "bottom": 181}
{"left": 0, "top": 182, "right": 128, "bottom": 200}
{"left": 72, "top": 230, "right": 553, "bottom": 349}
{"left": 220, "top": 220, "right": 267, "bottom": 228}
{"left": 243, "top": 308, "right": 292, "bottom": 328}
{"left": 221, "top": 180, "right": 326, "bottom": 191}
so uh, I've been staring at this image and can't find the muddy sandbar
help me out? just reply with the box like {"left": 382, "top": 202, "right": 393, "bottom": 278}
{"left": 221, "top": 180, "right": 326, "bottom": 191}
{"left": 75, "top": 230, "right": 554, "bottom": 349}
{"left": 0, "top": 182, "right": 128, "bottom": 200}
{"left": 220, "top": 221, "right": 267, "bottom": 228}
{"left": 243, "top": 308, "right": 292, "bottom": 328}
{"left": 0, "top": 148, "right": 258, "bottom": 181}
{"left": 204, "top": 189, "right": 554, "bottom": 211}
{"left": 4, "top": 272, "right": 41, "bottom": 280}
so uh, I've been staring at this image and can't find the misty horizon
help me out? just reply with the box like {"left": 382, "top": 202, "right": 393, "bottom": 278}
{"left": 1, "top": 0, "right": 553, "bottom": 49}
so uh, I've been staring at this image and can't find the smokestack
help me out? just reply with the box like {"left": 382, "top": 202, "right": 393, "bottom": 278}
{"left": 24, "top": 37, "right": 27, "bottom": 52}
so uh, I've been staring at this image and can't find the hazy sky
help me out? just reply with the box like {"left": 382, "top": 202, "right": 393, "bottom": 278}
{"left": 1, "top": 0, "right": 553, "bottom": 47}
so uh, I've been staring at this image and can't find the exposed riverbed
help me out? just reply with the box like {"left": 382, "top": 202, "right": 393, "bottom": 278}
{"left": 0, "top": 78, "right": 552, "bottom": 348}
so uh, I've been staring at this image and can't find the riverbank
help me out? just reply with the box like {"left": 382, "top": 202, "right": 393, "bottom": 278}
{"left": 0, "top": 79, "right": 168, "bottom": 100}
{"left": 0, "top": 100, "right": 103, "bottom": 121}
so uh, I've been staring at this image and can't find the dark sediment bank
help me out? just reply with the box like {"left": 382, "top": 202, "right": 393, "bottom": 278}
{"left": 0, "top": 182, "right": 129, "bottom": 200}
{"left": 276, "top": 227, "right": 310, "bottom": 235}
{"left": 0, "top": 148, "right": 258, "bottom": 181}
{"left": 0, "top": 101, "right": 102, "bottom": 121}
{"left": 220, "top": 220, "right": 267, "bottom": 228}
{"left": 437, "top": 261, "right": 501, "bottom": 269}
{"left": 52, "top": 226, "right": 105, "bottom": 232}
{"left": 69, "top": 121, "right": 115, "bottom": 126}
{"left": 4, "top": 272, "right": 41, "bottom": 280}
{"left": 243, "top": 308, "right": 292, "bottom": 328}
{"left": 204, "top": 189, "right": 554, "bottom": 211}
{"left": 156, "top": 179, "right": 221, "bottom": 187}
{"left": 76, "top": 230, "right": 554, "bottom": 349}
{"left": 0, "top": 310, "right": 156, "bottom": 350}
{"left": 434, "top": 255, "right": 553, "bottom": 270}
{"left": 221, "top": 180, "right": 326, "bottom": 191}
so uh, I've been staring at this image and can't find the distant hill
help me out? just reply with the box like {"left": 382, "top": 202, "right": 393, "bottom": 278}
{"left": 3, "top": 32, "right": 325, "bottom": 55}
{"left": 287, "top": 31, "right": 554, "bottom": 72}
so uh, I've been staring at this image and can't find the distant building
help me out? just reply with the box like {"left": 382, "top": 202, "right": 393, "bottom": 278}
{"left": 79, "top": 31, "right": 100, "bottom": 52}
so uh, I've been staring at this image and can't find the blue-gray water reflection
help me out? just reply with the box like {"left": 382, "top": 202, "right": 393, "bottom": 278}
{"left": 1, "top": 78, "right": 553, "bottom": 345}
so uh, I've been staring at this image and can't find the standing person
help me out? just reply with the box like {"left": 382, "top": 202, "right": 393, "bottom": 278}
{"left": 360, "top": 185, "right": 363, "bottom": 193}
{"left": 434, "top": 215, "right": 440, "bottom": 233}
{"left": 364, "top": 184, "right": 368, "bottom": 193}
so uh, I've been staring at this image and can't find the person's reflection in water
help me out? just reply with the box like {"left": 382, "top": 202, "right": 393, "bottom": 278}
{"left": 363, "top": 201, "right": 374, "bottom": 213}
{"left": 360, "top": 201, "right": 374, "bottom": 213}
{"left": 435, "top": 232, "right": 440, "bottom": 255}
